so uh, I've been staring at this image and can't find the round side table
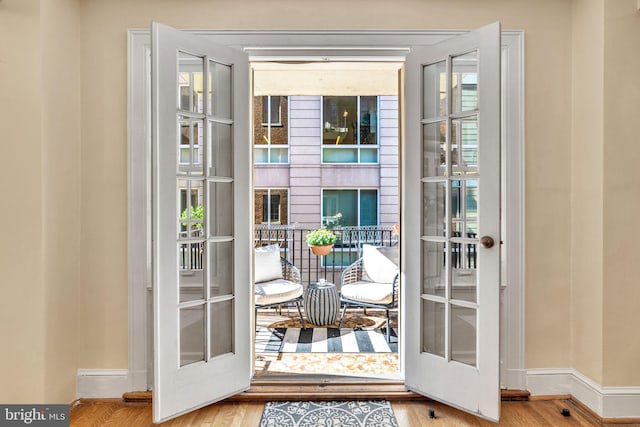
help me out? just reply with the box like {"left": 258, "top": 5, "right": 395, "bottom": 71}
{"left": 303, "top": 280, "right": 340, "bottom": 326}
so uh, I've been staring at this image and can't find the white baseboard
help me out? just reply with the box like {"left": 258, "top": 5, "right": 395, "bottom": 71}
{"left": 527, "top": 369, "right": 640, "bottom": 419}
{"left": 76, "top": 369, "right": 130, "bottom": 399}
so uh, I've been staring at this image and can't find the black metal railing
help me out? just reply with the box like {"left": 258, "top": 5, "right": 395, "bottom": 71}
{"left": 179, "top": 242, "right": 205, "bottom": 270}
{"left": 179, "top": 225, "right": 477, "bottom": 283}
{"left": 254, "top": 225, "right": 398, "bottom": 286}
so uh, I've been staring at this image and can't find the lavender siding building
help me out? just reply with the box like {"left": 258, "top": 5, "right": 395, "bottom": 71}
{"left": 254, "top": 95, "right": 399, "bottom": 231}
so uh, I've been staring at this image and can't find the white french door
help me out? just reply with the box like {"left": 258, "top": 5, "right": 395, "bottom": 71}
{"left": 403, "top": 22, "right": 502, "bottom": 421}
{"left": 150, "top": 22, "right": 501, "bottom": 423}
{"left": 151, "top": 23, "right": 251, "bottom": 423}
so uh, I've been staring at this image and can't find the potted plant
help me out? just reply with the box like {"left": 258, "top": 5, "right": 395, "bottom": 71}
{"left": 306, "top": 227, "right": 337, "bottom": 256}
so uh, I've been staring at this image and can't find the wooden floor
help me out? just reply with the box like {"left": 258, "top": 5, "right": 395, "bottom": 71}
{"left": 70, "top": 398, "right": 640, "bottom": 426}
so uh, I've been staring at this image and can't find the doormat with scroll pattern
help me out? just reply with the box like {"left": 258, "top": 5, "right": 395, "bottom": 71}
{"left": 259, "top": 400, "right": 399, "bottom": 427}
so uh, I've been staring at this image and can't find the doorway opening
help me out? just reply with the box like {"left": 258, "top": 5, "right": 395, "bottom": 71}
{"left": 251, "top": 62, "right": 403, "bottom": 379}
{"left": 127, "top": 28, "right": 524, "bottom": 423}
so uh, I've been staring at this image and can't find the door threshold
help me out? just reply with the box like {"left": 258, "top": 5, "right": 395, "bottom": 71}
{"left": 253, "top": 371, "right": 403, "bottom": 382}
{"left": 122, "top": 388, "right": 530, "bottom": 404}
{"left": 252, "top": 373, "right": 404, "bottom": 383}
{"left": 232, "top": 378, "right": 424, "bottom": 402}
{"left": 227, "top": 386, "right": 531, "bottom": 403}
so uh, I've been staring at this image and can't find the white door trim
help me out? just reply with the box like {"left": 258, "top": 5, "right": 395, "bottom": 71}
{"left": 125, "top": 28, "right": 525, "bottom": 394}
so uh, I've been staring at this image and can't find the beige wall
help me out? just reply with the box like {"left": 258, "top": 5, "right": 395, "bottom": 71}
{"left": 569, "top": 0, "right": 640, "bottom": 387}
{"left": 42, "top": 0, "right": 82, "bottom": 401}
{"left": 1, "top": 0, "right": 639, "bottom": 403}
{"left": 602, "top": 0, "right": 640, "bottom": 387}
{"left": 77, "top": 0, "right": 575, "bottom": 376}
{"left": 570, "top": 0, "right": 605, "bottom": 385}
{"left": 0, "top": 0, "right": 46, "bottom": 403}
{"left": 0, "top": 0, "right": 81, "bottom": 403}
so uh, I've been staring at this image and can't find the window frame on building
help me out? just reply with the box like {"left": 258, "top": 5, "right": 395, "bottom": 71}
{"left": 254, "top": 188, "right": 289, "bottom": 227}
{"left": 254, "top": 95, "right": 289, "bottom": 164}
{"left": 321, "top": 96, "right": 380, "bottom": 164}
{"left": 321, "top": 188, "right": 379, "bottom": 228}
{"left": 261, "top": 95, "right": 282, "bottom": 126}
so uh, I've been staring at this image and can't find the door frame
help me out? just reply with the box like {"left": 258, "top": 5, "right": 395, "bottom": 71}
{"left": 127, "top": 28, "right": 524, "bottom": 393}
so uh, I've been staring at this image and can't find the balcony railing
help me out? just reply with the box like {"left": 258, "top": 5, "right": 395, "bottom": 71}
{"left": 180, "top": 225, "right": 477, "bottom": 286}
{"left": 254, "top": 224, "right": 398, "bottom": 286}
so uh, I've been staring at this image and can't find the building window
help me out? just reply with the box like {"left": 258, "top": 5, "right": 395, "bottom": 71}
{"left": 254, "top": 96, "right": 288, "bottom": 163}
{"left": 322, "top": 189, "right": 378, "bottom": 228}
{"left": 261, "top": 96, "right": 282, "bottom": 125}
{"left": 254, "top": 189, "right": 288, "bottom": 226}
{"left": 321, "top": 189, "right": 378, "bottom": 267}
{"left": 322, "top": 96, "right": 378, "bottom": 164}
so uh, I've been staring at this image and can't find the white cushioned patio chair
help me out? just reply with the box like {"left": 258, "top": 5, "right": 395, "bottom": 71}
{"left": 254, "top": 244, "right": 306, "bottom": 329}
{"left": 339, "top": 244, "right": 399, "bottom": 342}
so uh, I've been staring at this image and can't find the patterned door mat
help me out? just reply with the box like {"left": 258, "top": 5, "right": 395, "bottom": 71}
{"left": 259, "top": 401, "right": 399, "bottom": 427}
{"left": 256, "top": 327, "right": 398, "bottom": 353}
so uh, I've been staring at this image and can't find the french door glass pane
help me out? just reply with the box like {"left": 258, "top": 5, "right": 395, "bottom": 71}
{"left": 178, "top": 52, "right": 204, "bottom": 113}
{"left": 177, "top": 179, "right": 204, "bottom": 238}
{"left": 210, "top": 300, "right": 234, "bottom": 358}
{"left": 208, "top": 122, "right": 232, "bottom": 178}
{"left": 452, "top": 116, "right": 478, "bottom": 175}
{"left": 451, "top": 51, "right": 478, "bottom": 114}
{"left": 452, "top": 266, "right": 477, "bottom": 302}
{"left": 451, "top": 177, "right": 478, "bottom": 303}
{"left": 178, "top": 117, "right": 204, "bottom": 174}
{"left": 179, "top": 242, "right": 204, "bottom": 303}
{"left": 422, "top": 122, "right": 446, "bottom": 178}
{"left": 180, "top": 305, "right": 205, "bottom": 367}
{"left": 208, "top": 60, "right": 231, "bottom": 119}
{"left": 423, "top": 61, "right": 446, "bottom": 119}
{"left": 422, "top": 181, "right": 445, "bottom": 236}
{"left": 208, "top": 241, "right": 233, "bottom": 297}
{"left": 451, "top": 305, "right": 477, "bottom": 366}
{"left": 207, "top": 182, "right": 233, "bottom": 237}
{"left": 422, "top": 299, "right": 445, "bottom": 357}
{"left": 422, "top": 240, "right": 445, "bottom": 297}
{"left": 451, "top": 180, "right": 478, "bottom": 224}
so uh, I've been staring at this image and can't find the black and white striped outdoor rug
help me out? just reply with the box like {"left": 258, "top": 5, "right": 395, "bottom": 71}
{"left": 255, "top": 327, "right": 398, "bottom": 353}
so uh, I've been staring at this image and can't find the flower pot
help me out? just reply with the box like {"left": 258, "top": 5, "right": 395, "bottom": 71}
{"left": 309, "top": 244, "right": 334, "bottom": 256}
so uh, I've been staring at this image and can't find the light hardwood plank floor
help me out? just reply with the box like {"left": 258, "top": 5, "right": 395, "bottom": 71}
{"left": 70, "top": 399, "right": 640, "bottom": 426}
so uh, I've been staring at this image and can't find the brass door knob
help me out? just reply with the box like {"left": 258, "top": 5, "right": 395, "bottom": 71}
{"left": 480, "top": 236, "right": 495, "bottom": 248}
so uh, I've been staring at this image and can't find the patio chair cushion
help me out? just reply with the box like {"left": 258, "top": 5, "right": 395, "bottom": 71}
{"left": 255, "top": 279, "right": 303, "bottom": 306}
{"left": 341, "top": 281, "right": 394, "bottom": 305}
{"left": 254, "top": 244, "right": 283, "bottom": 283}
{"left": 362, "top": 244, "right": 397, "bottom": 284}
